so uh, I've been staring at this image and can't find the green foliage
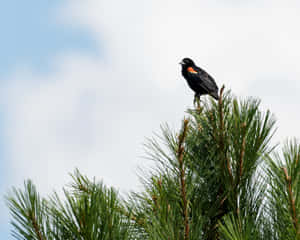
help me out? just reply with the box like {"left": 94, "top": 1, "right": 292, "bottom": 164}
{"left": 6, "top": 170, "right": 132, "bottom": 240}
{"left": 6, "top": 180, "right": 48, "bottom": 240}
{"left": 265, "top": 140, "right": 300, "bottom": 239}
{"left": 6, "top": 89, "right": 300, "bottom": 240}
{"left": 185, "top": 90, "right": 275, "bottom": 239}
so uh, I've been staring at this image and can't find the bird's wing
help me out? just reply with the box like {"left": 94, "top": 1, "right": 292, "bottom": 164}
{"left": 189, "top": 66, "right": 218, "bottom": 93}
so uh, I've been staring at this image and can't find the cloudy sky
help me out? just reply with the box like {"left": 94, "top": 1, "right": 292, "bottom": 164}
{"left": 1, "top": 0, "right": 300, "bottom": 238}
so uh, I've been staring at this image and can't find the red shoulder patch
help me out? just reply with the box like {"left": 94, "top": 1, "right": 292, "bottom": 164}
{"left": 187, "top": 67, "right": 198, "bottom": 73}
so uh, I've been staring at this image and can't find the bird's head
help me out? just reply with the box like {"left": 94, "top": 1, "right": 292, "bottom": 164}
{"left": 179, "top": 58, "right": 195, "bottom": 67}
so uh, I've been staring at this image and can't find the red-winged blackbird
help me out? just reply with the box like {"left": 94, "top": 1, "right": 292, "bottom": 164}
{"left": 180, "top": 58, "right": 219, "bottom": 103}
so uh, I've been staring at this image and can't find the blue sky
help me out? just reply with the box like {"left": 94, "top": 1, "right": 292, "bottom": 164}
{"left": 0, "top": 1, "right": 97, "bottom": 239}
{"left": 1, "top": 1, "right": 300, "bottom": 239}
{"left": 0, "top": 1, "right": 98, "bottom": 76}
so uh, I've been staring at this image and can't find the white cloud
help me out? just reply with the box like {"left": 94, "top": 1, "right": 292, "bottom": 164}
{"left": 3, "top": 0, "right": 300, "bottom": 201}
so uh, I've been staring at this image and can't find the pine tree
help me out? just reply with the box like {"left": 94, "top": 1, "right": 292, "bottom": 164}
{"left": 6, "top": 88, "right": 300, "bottom": 240}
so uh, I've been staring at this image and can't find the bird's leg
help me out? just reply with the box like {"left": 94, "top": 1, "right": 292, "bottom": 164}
{"left": 193, "top": 93, "right": 201, "bottom": 108}
{"left": 193, "top": 93, "right": 198, "bottom": 105}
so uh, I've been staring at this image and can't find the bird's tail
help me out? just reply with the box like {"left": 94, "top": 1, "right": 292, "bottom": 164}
{"left": 210, "top": 91, "right": 219, "bottom": 100}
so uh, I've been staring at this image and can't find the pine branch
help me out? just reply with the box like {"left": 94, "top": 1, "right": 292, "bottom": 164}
{"left": 239, "top": 123, "right": 247, "bottom": 179}
{"left": 218, "top": 86, "right": 233, "bottom": 182}
{"left": 177, "top": 118, "right": 189, "bottom": 240}
{"left": 266, "top": 141, "right": 300, "bottom": 239}
{"left": 29, "top": 212, "right": 45, "bottom": 240}
{"left": 236, "top": 122, "right": 247, "bottom": 190}
{"left": 6, "top": 180, "right": 47, "bottom": 240}
{"left": 283, "top": 167, "right": 299, "bottom": 235}
{"left": 117, "top": 205, "right": 146, "bottom": 227}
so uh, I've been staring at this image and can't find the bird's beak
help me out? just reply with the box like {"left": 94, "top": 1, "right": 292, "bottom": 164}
{"left": 179, "top": 61, "right": 184, "bottom": 65}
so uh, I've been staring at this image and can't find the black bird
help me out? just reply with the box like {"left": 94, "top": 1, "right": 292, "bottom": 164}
{"left": 180, "top": 58, "right": 219, "bottom": 103}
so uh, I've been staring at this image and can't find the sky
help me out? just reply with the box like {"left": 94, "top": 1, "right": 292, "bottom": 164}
{"left": 1, "top": 0, "right": 300, "bottom": 238}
